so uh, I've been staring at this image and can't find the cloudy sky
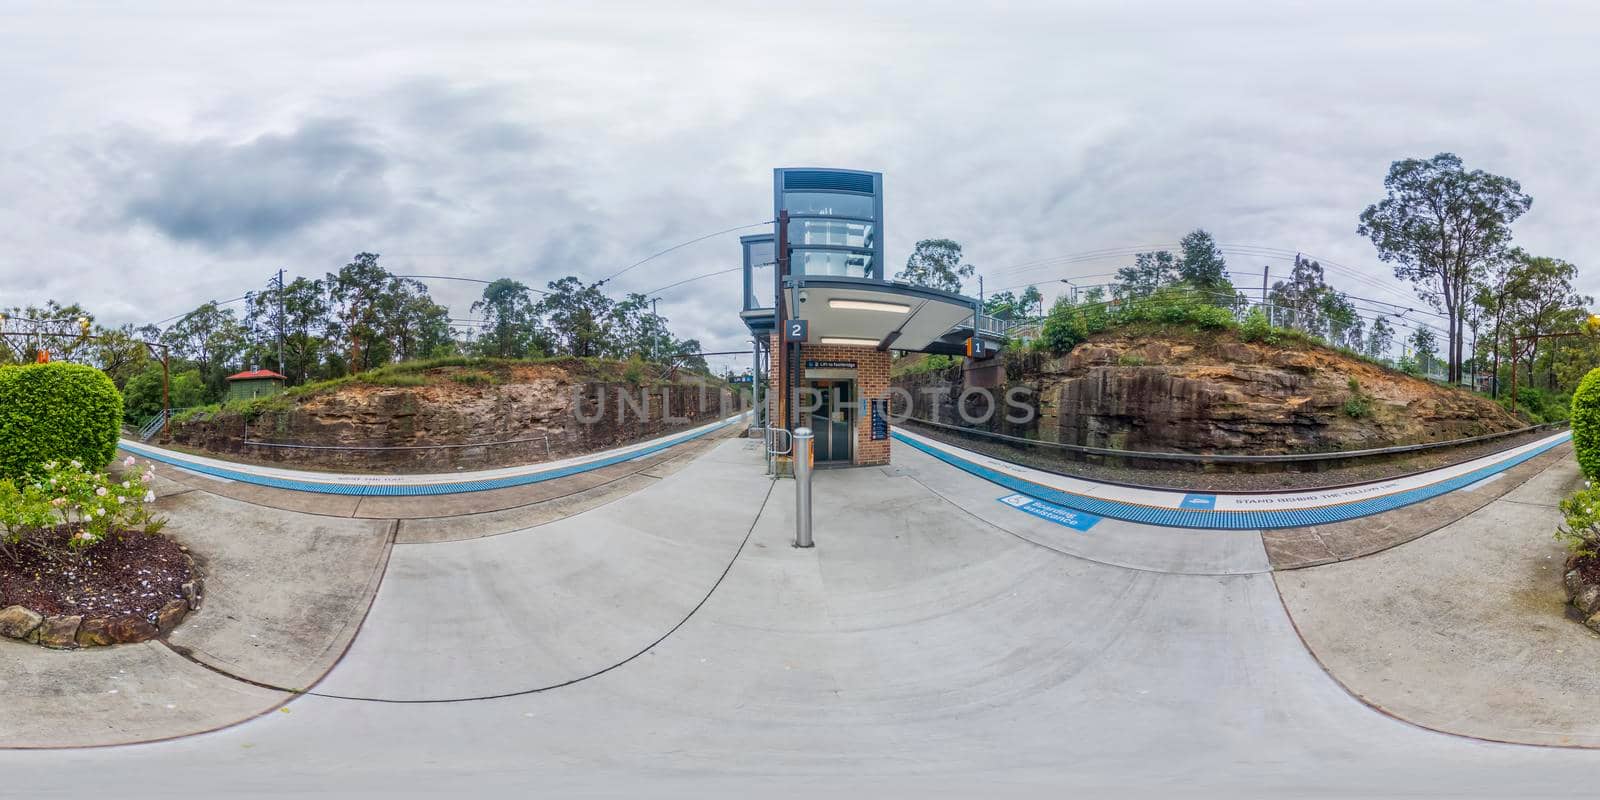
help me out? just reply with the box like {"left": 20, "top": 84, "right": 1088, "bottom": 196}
{"left": 3, "top": 1, "right": 1597, "bottom": 371}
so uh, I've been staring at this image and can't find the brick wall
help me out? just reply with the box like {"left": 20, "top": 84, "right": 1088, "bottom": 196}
{"left": 766, "top": 334, "right": 892, "bottom": 466}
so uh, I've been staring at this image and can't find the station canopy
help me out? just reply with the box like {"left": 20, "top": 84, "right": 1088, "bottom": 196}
{"left": 794, "top": 278, "right": 978, "bottom": 352}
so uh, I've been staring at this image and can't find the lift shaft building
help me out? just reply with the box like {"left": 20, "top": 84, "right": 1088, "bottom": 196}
{"left": 741, "top": 168, "right": 1003, "bottom": 467}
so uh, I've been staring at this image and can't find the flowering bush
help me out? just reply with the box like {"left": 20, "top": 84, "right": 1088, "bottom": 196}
{"left": 1557, "top": 483, "right": 1600, "bottom": 558}
{"left": 0, "top": 456, "right": 165, "bottom": 564}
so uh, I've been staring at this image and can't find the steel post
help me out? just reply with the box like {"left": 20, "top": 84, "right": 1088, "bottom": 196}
{"left": 793, "top": 426, "right": 814, "bottom": 548}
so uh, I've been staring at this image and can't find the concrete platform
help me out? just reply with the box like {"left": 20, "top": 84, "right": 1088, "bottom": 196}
{"left": 7, "top": 433, "right": 1600, "bottom": 796}
{"left": 1276, "top": 454, "right": 1600, "bottom": 747}
{"left": 1, "top": 490, "right": 391, "bottom": 747}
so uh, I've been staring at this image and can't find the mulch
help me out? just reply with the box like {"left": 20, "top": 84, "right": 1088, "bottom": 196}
{"left": 1572, "top": 554, "right": 1600, "bottom": 586}
{"left": 0, "top": 528, "right": 191, "bottom": 619}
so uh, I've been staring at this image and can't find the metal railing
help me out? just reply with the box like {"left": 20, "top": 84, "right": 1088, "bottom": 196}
{"left": 904, "top": 416, "right": 1568, "bottom": 465}
{"left": 136, "top": 408, "right": 193, "bottom": 441}
{"left": 239, "top": 434, "right": 555, "bottom": 459}
{"left": 761, "top": 425, "right": 793, "bottom": 475}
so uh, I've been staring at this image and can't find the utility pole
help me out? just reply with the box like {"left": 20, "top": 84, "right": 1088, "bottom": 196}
{"left": 1262, "top": 265, "right": 1270, "bottom": 325}
{"left": 275, "top": 268, "right": 286, "bottom": 377}
{"left": 651, "top": 297, "right": 659, "bottom": 362}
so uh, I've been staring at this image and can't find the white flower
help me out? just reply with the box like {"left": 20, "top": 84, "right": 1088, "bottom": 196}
{"left": 116, "top": 496, "right": 125, "bottom": 504}
{"left": 95, "top": 486, "right": 108, "bottom": 497}
{"left": 44, "top": 461, "right": 57, "bottom": 470}
{"left": 123, "top": 455, "right": 137, "bottom": 468}
{"left": 70, "top": 460, "right": 82, "bottom": 469}
{"left": 121, "top": 481, "right": 131, "bottom": 489}
{"left": 143, "top": 491, "right": 156, "bottom": 503}
{"left": 95, "top": 507, "right": 105, "bottom": 517}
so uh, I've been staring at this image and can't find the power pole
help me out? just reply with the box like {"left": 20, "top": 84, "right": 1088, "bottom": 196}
{"left": 275, "top": 268, "right": 286, "bottom": 377}
{"left": 651, "top": 297, "right": 659, "bottom": 362}
{"left": 1262, "top": 265, "right": 1270, "bottom": 325}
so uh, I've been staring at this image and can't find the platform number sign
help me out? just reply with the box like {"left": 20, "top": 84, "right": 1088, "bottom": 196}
{"left": 785, "top": 319, "right": 809, "bottom": 342}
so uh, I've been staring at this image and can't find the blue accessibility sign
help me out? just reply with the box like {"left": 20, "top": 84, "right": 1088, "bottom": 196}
{"left": 997, "top": 494, "right": 1102, "bottom": 531}
{"left": 1179, "top": 493, "right": 1217, "bottom": 510}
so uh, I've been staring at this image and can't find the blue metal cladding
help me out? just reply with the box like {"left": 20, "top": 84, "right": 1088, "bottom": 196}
{"left": 893, "top": 431, "right": 1571, "bottom": 530}
{"left": 118, "top": 419, "right": 739, "bottom": 497}
{"left": 781, "top": 169, "right": 876, "bottom": 194}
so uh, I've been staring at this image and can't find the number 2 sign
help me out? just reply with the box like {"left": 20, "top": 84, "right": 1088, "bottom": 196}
{"left": 785, "top": 319, "right": 809, "bottom": 342}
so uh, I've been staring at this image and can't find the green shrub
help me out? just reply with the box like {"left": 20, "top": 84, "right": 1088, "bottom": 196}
{"left": 0, "top": 457, "right": 166, "bottom": 564}
{"left": 1238, "top": 307, "right": 1275, "bottom": 343}
{"left": 1557, "top": 485, "right": 1600, "bottom": 557}
{"left": 623, "top": 356, "right": 647, "bottom": 385}
{"left": 1343, "top": 377, "right": 1373, "bottom": 419}
{"left": 1118, "top": 352, "right": 1147, "bottom": 367}
{"left": 1571, "top": 367, "right": 1600, "bottom": 479}
{"left": 894, "top": 354, "right": 959, "bottom": 377}
{"left": 0, "top": 363, "right": 123, "bottom": 480}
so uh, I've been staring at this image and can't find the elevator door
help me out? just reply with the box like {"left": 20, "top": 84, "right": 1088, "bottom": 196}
{"left": 808, "top": 379, "right": 854, "bottom": 464}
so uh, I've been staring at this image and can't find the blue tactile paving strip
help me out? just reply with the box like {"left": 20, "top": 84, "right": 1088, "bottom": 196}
{"left": 894, "top": 430, "right": 1570, "bottom": 530}
{"left": 119, "top": 418, "right": 739, "bottom": 497}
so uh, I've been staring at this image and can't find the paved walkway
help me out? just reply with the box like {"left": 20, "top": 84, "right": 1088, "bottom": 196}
{"left": 4, "top": 433, "right": 1600, "bottom": 797}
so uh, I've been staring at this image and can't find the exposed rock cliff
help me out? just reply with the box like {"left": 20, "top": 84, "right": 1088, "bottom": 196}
{"left": 166, "top": 361, "right": 737, "bottom": 471}
{"left": 896, "top": 328, "right": 1523, "bottom": 454}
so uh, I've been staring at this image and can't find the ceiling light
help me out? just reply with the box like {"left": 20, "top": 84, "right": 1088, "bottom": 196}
{"left": 828, "top": 299, "right": 910, "bottom": 313}
{"left": 818, "top": 337, "right": 879, "bottom": 347}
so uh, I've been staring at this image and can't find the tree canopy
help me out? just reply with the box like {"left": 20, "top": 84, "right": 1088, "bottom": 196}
{"left": 1358, "top": 152, "right": 1533, "bottom": 383}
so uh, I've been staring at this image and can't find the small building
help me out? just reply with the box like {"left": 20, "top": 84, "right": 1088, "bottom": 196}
{"left": 740, "top": 167, "right": 1003, "bottom": 467}
{"left": 225, "top": 368, "right": 287, "bottom": 402}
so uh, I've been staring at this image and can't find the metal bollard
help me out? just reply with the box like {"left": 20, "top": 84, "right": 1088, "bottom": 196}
{"left": 793, "top": 426, "right": 814, "bottom": 548}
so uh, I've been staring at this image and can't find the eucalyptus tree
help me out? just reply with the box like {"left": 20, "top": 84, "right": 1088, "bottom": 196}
{"left": 1358, "top": 153, "right": 1532, "bottom": 384}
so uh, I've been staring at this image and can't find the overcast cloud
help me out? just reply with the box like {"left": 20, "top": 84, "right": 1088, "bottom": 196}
{"left": 1, "top": 0, "right": 1597, "bottom": 372}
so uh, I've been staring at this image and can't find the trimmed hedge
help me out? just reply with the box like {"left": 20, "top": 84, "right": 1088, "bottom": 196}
{"left": 0, "top": 363, "right": 124, "bottom": 480}
{"left": 1572, "top": 367, "right": 1600, "bottom": 480}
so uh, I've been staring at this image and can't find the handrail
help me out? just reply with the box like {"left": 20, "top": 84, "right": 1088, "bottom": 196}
{"left": 763, "top": 426, "right": 793, "bottom": 456}
{"left": 903, "top": 416, "right": 1568, "bottom": 464}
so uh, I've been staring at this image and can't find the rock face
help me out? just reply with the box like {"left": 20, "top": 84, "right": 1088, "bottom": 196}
{"left": 167, "top": 362, "right": 736, "bottom": 471}
{"left": 896, "top": 329, "right": 1525, "bottom": 454}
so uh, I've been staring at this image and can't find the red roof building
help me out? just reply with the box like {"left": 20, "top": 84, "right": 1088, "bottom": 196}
{"left": 226, "top": 369, "right": 288, "bottom": 381}
{"left": 225, "top": 369, "right": 288, "bottom": 402}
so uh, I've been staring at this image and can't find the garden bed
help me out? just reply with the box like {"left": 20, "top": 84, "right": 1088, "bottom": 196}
{"left": 0, "top": 527, "right": 202, "bottom": 649}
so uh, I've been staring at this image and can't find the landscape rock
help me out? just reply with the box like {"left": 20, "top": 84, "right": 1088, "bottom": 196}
{"left": 76, "top": 617, "right": 114, "bottom": 647}
{"left": 155, "top": 598, "right": 189, "bottom": 633}
{"left": 0, "top": 605, "right": 43, "bottom": 639}
{"left": 106, "top": 616, "right": 159, "bottom": 644}
{"left": 1576, "top": 584, "right": 1600, "bottom": 615}
{"left": 37, "top": 615, "right": 82, "bottom": 649}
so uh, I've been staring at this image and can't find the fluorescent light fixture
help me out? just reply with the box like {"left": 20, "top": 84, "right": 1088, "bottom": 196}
{"left": 818, "top": 337, "right": 880, "bottom": 347}
{"left": 828, "top": 299, "right": 910, "bottom": 313}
